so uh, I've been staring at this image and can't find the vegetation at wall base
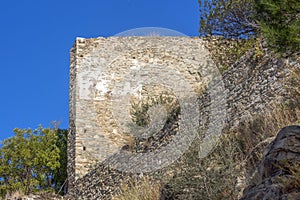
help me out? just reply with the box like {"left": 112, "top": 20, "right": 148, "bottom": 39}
{"left": 114, "top": 63, "right": 300, "bottom": 199}
{"left": 114, "top": 99, "right": 300, "bottom": 199}
{"left": 112, "top": 177, "right": 162, "bottom": 200}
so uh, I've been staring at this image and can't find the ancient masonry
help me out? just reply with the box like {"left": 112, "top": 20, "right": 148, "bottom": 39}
{"left": 68, "top": 36, "right": 288, "bottom": 199}
{"left": 68, "top": 36, "right": 217, "bottom": 183}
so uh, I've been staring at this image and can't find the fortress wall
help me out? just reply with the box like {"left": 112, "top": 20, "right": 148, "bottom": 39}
{"left": 67, "top": 36, "right": 288, "bottom": 199}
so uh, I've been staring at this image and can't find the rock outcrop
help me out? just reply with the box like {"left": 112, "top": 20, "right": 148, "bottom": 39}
{"left": 241, "top": 126, "right": 300, "bottom": 200}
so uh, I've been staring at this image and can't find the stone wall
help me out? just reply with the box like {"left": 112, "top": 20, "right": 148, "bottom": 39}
{"left": 68, "top": 36, "right": 219, "bottom": 183}
{"left": 67, "top": 36, "right": 290, "bottom": 199}
{"left": 222, "top": 50, "right": 286, "bottom": 128}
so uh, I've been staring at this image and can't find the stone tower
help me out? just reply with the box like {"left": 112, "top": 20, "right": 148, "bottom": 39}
{"left": 68, "top": 36, "right": 289, "bottom": 199}
{"left": 67, "top": 36, "right": 219, "bottom": 188}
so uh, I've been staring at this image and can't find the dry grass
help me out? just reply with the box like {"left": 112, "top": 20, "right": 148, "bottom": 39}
{"left": 112, "top": 177, "right": 162, "bottom": 200}
{"left": 280, "top": 162, "right": 300, "bottom": 193}
{"left": 160, "top": 102, "right": 300, "bottom": 200}
{"left": 161, "top": 65, "right": 300, "bottom": 199}
{"left": 3, "top": 190, "right": 24, "bottom": 200}
{"left": 112, "top": 62, "right": 300, "bottom": 200}
{"left": 0, "top": 191, "right": 63, "bottom": 200}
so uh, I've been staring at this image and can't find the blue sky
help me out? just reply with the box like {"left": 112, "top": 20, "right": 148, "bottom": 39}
{"left": 0, "top": 0, "right": 199, "bottom": 141}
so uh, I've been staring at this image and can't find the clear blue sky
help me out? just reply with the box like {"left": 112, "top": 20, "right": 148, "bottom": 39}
{"left": 0, "top": 0, "right": 199, "bottom": 141}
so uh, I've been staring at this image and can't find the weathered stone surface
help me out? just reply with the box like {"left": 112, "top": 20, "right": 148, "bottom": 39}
{"left": 68, "top": 36, "right": 293, "bottom": 199}
{"left": 241, "top": 126, "right": 300, "bottom": 200}
{"left": 68, "top": 36, "right": 215, "bottom": 182}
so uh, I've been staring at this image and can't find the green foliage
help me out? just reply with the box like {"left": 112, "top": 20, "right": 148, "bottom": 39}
{"left": 199, "top": 0, "right": 299, "bottom": 55}
{"left": 199, "top": 0, "right": 257, "bottom": 38}
{"left": 52, "top": 129, "right": 68, "bottom": 195}
{"left": 130, "top": 99, "right": 153, "bottom": 127}
{"left": 130, "top": 94, "right": 180, "bottom": 128}
{"left": 254, "top": 0, "right": 300, "bottom": 54}
{"left": 0, "top": 126, "right": 67, "bottom": 198}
